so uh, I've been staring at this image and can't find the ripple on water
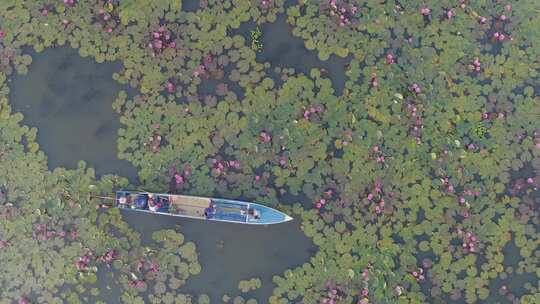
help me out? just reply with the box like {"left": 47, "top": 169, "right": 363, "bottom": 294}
{"left": 8, "top": 46, "right": 138, "bottom": 183}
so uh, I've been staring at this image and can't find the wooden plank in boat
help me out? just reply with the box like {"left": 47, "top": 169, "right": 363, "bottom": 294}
{"left": 169, "top": 195, "right": 210, "bottom": 218}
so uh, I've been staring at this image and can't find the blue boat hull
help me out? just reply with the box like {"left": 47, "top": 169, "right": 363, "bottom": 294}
{"left": 115, "top": 191, "right": 293, "bottom": 225}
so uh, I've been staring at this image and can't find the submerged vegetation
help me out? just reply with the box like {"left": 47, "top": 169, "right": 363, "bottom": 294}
{"left": 1, "top": 0, "right": 540, "bottom": 303}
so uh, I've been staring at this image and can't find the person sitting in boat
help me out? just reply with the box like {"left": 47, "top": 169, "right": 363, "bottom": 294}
{"left": 134, "top": 194, "right": 148, "bottom": 209}
{"left": 248, "top": 208, "right": 260, "bottom": 219}
{"left": 118, "top": 196, "right": 127, "bottom": 208}
{"left": 204, "top": 204, "right": 216, "bottom": 219}
{"left": 148, "top": 194, "right": 159, "bottom": 212}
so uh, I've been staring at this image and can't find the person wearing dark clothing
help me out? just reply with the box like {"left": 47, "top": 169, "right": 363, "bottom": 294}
{"left": 204, "top": 204, "right": 216, "bottom": 219}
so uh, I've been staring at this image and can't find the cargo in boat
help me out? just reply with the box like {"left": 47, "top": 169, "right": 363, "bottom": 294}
{"left": 115, "top": 191, "right": 293, "bottom": 225}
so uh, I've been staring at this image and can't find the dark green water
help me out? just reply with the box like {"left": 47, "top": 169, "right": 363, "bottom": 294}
{"left": 8, "top": 46, "right": 138, "bottom": 183}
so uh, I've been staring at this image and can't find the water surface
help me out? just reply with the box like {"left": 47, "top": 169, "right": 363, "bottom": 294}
{"left": 8, "top": 46, "right": 138, "bottom": 183}
{"left": 122, "top": 210, "right": 315, "bottom": 301}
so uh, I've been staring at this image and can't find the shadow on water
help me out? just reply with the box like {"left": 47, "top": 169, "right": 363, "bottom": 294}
{"left": 231, "top": 14, "right": 351, "bottom": 95}
{"left": 8, "top": 46, "right": 138, "bottom": 183}
{"left": 121, "top": 210, "right": 315, "bottom": 302}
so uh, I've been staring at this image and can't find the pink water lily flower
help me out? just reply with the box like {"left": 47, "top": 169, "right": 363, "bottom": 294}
{"left": 420, "top": 7, "right": 431, "bottom": 15}
{"left": 174, "top": 174, "right": 184, "bottom": 185}
{"left": 409, "top": 83, "right": 421, "bottom": 94}
{"left": 386, "top": 53, "right": 395, "bottom": 64}
{"left": 166, "top": 82, "right": 175, "bottom": 93}
{"left": 104, "top": 249, "right": 116, "bottom": 262}
{"left": 70, "top": 230, "right": 78, "bottom": 239}
{"left": 260, "top": 131, "right": 272, "bottom": 143}
{"left": 63, "top": 0, "right": 76, "bottom": 6}
{"left": 228, "top": 160, "right": 241, "bottom": 170}
{"left": 18, "top": 298, "right": 29, "bottom": 304}
{"left": 149, "top": 260, "right": 159, "bottom": 272}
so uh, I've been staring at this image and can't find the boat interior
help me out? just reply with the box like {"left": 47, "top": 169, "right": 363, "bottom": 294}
{"left": 116, "top": 191, "right": 260, "bottom": 223}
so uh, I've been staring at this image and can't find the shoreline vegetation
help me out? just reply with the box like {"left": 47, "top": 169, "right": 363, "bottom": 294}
{"left": 1, "top": 0, "right": 539, "bottom": 303}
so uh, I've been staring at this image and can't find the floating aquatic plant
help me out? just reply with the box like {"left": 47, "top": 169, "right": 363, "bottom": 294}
{"left": 250, "top": 26, "right": 263, "bottom": 52}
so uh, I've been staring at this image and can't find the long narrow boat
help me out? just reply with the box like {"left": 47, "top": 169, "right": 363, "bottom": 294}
{"left": 115, "top": 191, "right": 293, "bottom": 225}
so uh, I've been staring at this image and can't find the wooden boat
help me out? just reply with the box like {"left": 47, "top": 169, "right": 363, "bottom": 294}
{"left": 115, "top": 191, "right": 293, "bottom": 225}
